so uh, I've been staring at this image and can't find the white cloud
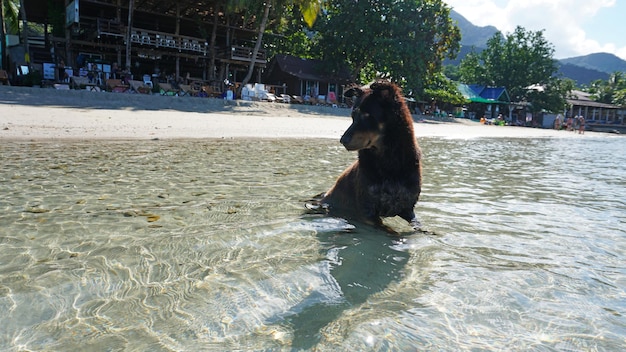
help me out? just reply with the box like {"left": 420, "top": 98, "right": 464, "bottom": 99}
{"left": 445, "top": 0, "right": 626, "bottom": 60}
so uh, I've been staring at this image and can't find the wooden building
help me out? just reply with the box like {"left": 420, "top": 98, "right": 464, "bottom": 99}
{"left": 566, "top": 90, "right": 626, "bottom": 132}
{"left": 566, "top": 90, "right": 625, "bottom": 123}
{"left": 263, "top": 54, "right": 353, "bottom": 102}
{"left": 16, "top": 0, "right": 267, "bottom": 90}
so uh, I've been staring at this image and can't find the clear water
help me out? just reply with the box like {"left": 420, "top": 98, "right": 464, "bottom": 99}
{"left": 0, "top": 137, "right": 625, "bottom": 351}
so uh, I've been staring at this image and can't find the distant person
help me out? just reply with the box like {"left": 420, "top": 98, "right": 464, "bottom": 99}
{"left": 87, "top": 63, "right": 100, "bottom": 84}
{"left": 578, "top": 116, "right": 585, "bottom": 134}
{"left": 58, "top": 60, "right": 68, "bottom": 82}
{"left": 111, "top": 62, "right": 120, "bottom": 79}
{"left": 555, "top": 115, "right": 562, "bottom": 130}
{"left": 566, "top": 116, "right": 573, "bottom": 131}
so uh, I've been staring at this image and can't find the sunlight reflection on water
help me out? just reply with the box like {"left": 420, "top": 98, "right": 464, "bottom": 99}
{"left": 0, "top": 137, "right": 625, "bottom": 350}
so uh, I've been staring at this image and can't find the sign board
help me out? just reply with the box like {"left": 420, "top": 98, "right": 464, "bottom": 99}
{"left": 43, "top": 63, "right": 55, "bottom": 80}
{"left": 66, "top": 0, "right": 79, "bottom": 27}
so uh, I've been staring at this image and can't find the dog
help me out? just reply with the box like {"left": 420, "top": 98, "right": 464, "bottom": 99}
{"left": 319, "top": 81, "right": 422, "bottom": 230}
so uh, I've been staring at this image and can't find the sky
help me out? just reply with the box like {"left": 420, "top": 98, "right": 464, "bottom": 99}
{"left": 444, "top": 0, "right": 626, "bottom": 61}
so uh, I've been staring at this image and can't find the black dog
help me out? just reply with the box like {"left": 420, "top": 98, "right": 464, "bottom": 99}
{"left": 320, "top": 81, "right": 422, "bottom": 230}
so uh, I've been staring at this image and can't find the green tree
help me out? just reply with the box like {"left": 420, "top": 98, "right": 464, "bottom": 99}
{"left": 527, "top": 77, "right": 576, "bottom": 114}
{"left": 588, "top": 71, "right": 626, "bottom": 107}
{"left": 315, "top": 0, "right": 460, "bottom": 95}
{"left": 424, "top": 71, "right": 466, "bottom": 106}
{"left": 263, "top": 4, "right": 320, "bottom": 59}
{"left": 1, "top": 0, "right": 20, "bottom": 69}
{"left": 232, "top": 0, "right": 322, "bottom": 95}
{"left": 1, "top": 0, "right": 19, "bottom": 34}
{"left": 459, "top": 26, "right": 561, "bottom": 111}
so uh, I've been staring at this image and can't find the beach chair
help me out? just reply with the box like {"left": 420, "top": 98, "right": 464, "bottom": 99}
{"left": 327, "top": 91, "right": 339, "bottom": 107}
{"left": 291, "top": 95, "right": 304, "bottom": 104}
{"left": 128, "top": 80, "right": 151, "bottom": 94}
{"left": 106, "top": 78, "right": 129, "bottom": 93}
{"left": 159, "top": 82, "right": 179, "bottom": 96}
{"left": 70, "top": 76, "right": 99, "bottom": 91}
{"left": 179, "top": 84, "right": 199, "bottom": 97}
{"left": 143, "top": 74, "right": 153, "bottom": 89}
{"left": 280, "top": 94, "right": 291, "bottom": 103}
{"left": 263, "top": 92, "right": 278, "bottom": 102}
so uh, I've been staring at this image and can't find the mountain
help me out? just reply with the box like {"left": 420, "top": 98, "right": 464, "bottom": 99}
{"left": 446, "top": 11, "right": 626, "bottom": 86}
{"left": 444, "top": 10, "right": 496, "bottom": 65}
{"left": 559, "top": 53, "right": 626, "bottom": 74}
{"left": 556, "top": 63, "right": 609, "bottom": 86}
{"left": 449, "top": 10, "right": 498, "bottom": 48}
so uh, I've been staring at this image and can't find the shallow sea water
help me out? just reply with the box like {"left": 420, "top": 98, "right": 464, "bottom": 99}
{"left": 0, "top": 136, "right": 625, "bottom": 351}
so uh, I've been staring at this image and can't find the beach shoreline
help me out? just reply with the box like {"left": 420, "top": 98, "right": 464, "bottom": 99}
{"left": 0, "top": 85, "right": 612, "bottom": 140}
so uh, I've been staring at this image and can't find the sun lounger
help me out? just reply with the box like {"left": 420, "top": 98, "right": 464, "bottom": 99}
{"left": 291, "top": 95, "right": 304, "bottom": 104}
{"left": 106, "top": 78, "right": 129, "bottom": 93}
{"left": 263, "top": 92, "right": 277, "bottom": 102}
{"left": 70, "top": 76, "right": 99, "bottom": 91}
{"left": 128, "top": 80, "right": 151, "bottom": 94}
{"left": 280, "top": 94, "right": 291, "bottom": 103}
{"left": 179, "top": 84, "right": 199, "bottom": 97}
{"left": 159, "top": 82, "right": 179, "bottom": 96}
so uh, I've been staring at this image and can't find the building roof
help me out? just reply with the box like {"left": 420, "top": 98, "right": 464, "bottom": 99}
{"left": 457, "top": 83, "right": 510, "bottom": 104}
{"left": 267, "top": 54, "right": 353, "bottom": 84}
{"left": 567, "top": 90, "right": 620, "bottom": 109}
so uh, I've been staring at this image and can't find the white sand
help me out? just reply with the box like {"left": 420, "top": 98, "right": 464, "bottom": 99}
{"left": 0, "top": 85, "right": 604, "bottom": 140}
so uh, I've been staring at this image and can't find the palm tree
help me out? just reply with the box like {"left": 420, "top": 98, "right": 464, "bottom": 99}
{"left": 237, "top": 1, "right": 271, "bottom": 96}
{"left": 234, "top": 0, "right": 322, "bottom": 96}
{"left": 1, "top": 0, "right": 20, "bottom": 69}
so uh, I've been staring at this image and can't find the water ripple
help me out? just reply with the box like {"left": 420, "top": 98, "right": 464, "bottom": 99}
{"left": 1, "top": 137, "right": 625, "bottom": 350}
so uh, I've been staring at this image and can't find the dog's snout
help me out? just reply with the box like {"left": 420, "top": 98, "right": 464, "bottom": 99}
{"left": 340, "top": 131, "right": 351, "bottom": 146}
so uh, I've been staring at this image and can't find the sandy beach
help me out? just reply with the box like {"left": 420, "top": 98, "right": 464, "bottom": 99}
{"left": 0, "top": 85, "right": 607, "bottom": 140}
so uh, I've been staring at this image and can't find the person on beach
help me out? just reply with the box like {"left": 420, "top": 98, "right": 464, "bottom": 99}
{"left": 566, "top": 116, "right": 573, "bottom": 131}
{"left": 555, "top": 115, "right": 562, "bottom": 130}
{"left": 111, "top": 63, "right": 120, "bottom": 79}
{"left": 58, "top": 60, "right": 68, "bottom": 82}
{"left": 578, "top": 116, "right": 585, "bottom": 134}
{"left": 87, "top": 63, "right": 100, "bottom": 84}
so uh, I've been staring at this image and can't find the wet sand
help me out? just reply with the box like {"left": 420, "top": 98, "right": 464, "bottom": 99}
{"left": 0, "top": 85, "right": 604, "bottom": 140}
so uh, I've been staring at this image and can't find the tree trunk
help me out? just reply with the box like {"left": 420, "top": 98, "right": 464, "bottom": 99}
{"left": 237, "top": 1, "right": 270, "bottom": 97}
{"left": 125, "top": 0, "right": 134, "bottom": 70}
{"left": 0, "top": 0, "right": 6, "bottom": 69}
{"left": 208, "top": 6, "right": 218, "bottom": 81}
{"left": 19, "top": 0, "right": 29, "bottom": 65}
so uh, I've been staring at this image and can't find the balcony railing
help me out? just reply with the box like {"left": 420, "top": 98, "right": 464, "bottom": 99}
{"left": 128, "top": 28, "right": 208, "bottom": 55}
{"left": 229, "top": 45, "right": 266, "bottom": 63}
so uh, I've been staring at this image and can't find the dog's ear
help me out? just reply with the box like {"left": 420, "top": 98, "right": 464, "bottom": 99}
{"left": 344, "top": 87, "right": 364, "bottom": 98}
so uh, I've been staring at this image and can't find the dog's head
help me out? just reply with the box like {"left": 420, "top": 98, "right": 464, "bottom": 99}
{"left": 340, "top": 82, "right": 401, "bottom": 151}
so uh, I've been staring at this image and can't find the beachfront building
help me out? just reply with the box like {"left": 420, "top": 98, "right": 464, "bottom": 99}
{"left": 457, "top": 83, "right": 511, "bottom": 120}
{"left": 262, "top": 54, "right": 353, "bottom": 104}
{"left": 565, "top": 90, "right": 626, "bottom": 131}
{"left": 7, "top": 0, "right": 267, "bottom": 92}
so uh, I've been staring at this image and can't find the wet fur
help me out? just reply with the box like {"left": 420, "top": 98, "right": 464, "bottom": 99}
{"left": 321, "top": 82, "right": 422, "bottom": 229}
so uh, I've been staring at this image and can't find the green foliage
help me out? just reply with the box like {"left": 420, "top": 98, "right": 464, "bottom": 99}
{"left": 2, "top": 0, "right": 20, "bottom": 34}
{"left": 587, "top": 71, "right": 626, "bottom": 107}
{"left": 264, "top": 4, "right": 320, "bottom": 59}
{"left": 442, "top": 64, "right": 460, "bottom": 81}
{"left": 527, "top": 77, "right": 576, "bottom": 113}
{"left": 314, "top": 0, "right": 460, "bottom": 95}
{"left": 459, "top": 26, "right": 568, "bottom": 112}
{"left": 423, "top": 72, "right": 466, "bottom": 105}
